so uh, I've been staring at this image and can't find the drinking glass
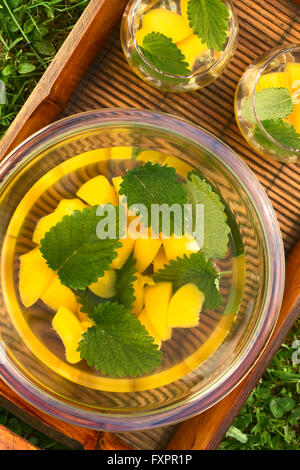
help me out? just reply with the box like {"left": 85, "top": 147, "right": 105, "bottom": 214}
{"left": 235, "top": 44, "right": 300, "bottom": 163}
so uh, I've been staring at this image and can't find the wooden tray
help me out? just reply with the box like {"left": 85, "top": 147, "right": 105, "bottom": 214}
{"left": 0, "top": 0, "right": 299, "bottom": 451}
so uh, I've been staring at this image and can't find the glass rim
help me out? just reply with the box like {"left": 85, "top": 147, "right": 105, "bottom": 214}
{"left": 252, "top": 43, "right": 300, "bottom": 153}
{"left": 129, "top": 0, "right": 238, "bottom": 80}
{"left": 0, "top": 108, "right": 285, "bottom": 431}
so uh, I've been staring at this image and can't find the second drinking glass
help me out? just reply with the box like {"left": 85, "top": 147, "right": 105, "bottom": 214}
{"left": 121, "top": 0, "right": 238, "bottom": 92}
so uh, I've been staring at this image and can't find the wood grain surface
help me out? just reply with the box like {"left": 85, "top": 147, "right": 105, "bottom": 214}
{"left": 0, "top": 424, "right": 39, "bottom": 450}
{"left": 0, "top": 0, "right": 299, "bottom": 452}
{"left": 0, "top": 378, "right": 131, "bottom": 450}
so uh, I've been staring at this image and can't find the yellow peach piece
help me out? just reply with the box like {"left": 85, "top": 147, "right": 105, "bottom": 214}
{"left": 144, "top": 282, "right": 173, "bottom": 341}
{"left": 153, "top": 246, "right": 169, "bottom": 273}
{"left": 19, "top": 247, "right": 54, "bottom": 307}
{"left": 110, "top": 237, "right": 135, "bottom": 270}
{"left": 286, "top": 63, "right": 300, "bottom": 133}
{"left": 139, "top": 8, "right": 193, "bottom": 45}
{"left": 89, "top": 269, "right": 117, "bottom": 298}
{"left": 256, "top": 72, "right": 289, "bottom": 92}
{"left": 163, "top": 155, "right": 193, "bottom": 179}
{"left": 138, "top": 308, "right": 162, "bottom": 349}
{"left": 133, "top": 237, "right": 162, "bottom": 273}
{"left": 167, "top": 283, "right": 204, "bottom": 328}
{"left": 180, "top": 0, "right": 189, "bottom": 24}
{"left": 289, "top": 104, "right": 300, "bottom": 133}
{"left": 110, "top": 146, "right": 134, "bottom": 160}
{"left": 177, "top": 34, "right": 208, "bottom": 70}
{"left": 286, "top": 62, "right": 300, "bottom": 92}
{"left": 135, "top": 26, "right": 153, "bottom": 45}
{"left": 112, "top": 176, "right": 123, "bottom": 194}
{"left": 76, "top": 175, "right": 118, "bottom": 207}
{"left": 33, "top": 198, "right": 86, "bottom": 244}
{"left": 162, "top": 234, "right": 199, "bottom": 261}
{"left": 132, "top": 273, "right": 155, "bottom": 315}
{"left": 52, "top": 306, "right": 84, "bottom": 364}
{"left": 41, "top": 274, "right": 77, "bottom": 312}
{"left": 81, "top": 319, "right": 94, "bottom": 331}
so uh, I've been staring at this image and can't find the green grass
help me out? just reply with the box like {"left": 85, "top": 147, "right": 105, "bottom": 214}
{"left": 0, "top": 0, "right": 89, "bottom": 135}
{"left": 219, "top": 318, "right": 300, "bottom": 450}
{"left": 0, "top": 0, "right": 299, "bottom": 451}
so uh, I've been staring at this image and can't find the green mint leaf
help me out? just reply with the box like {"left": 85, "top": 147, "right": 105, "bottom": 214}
{"left": 187, "top": 0, "right": 229, "bottom": 51}
{"left": 115, "top": 256, "right": 137, "bottom": 309}
{"left": 187, "top": 170, "right": 243, "bottom": 256}
{"left": 40, "top": 206, "right": 122, "bottom": 290}
{"left": 139, "top": 32, "right": 191, "bottom": 75}
{"left": 226, "top": 426, "right": 248, "bottom": 443}
{"left": 153, "top": 252, "right": 222, "bottom": 310}
{"left": 119, "top": 162, "right": 187, "bottom": 235}
{"left": 33, "top": 39, "right": 55, "bottom": 56}
{"left": 254, "top": 119, "right": 300, "bottom": 156}
{"left": 242, "top": 88, "right": 294, "bottom": 124}
{"left": 78, "top": 301, "right": 162, "bottom": 377}
{"left": 18, "top": 63, "right": 36, "bottom": 74}
{"left": 75, "top": 289, "right": 107, "bottom": 315}
{"left": 186, "top": 174, "right": 230, "bottom": 258}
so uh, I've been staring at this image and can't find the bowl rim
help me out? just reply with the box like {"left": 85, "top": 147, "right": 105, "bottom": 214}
{"left": 0, "top": 108, "right": 285, "bottom": 431}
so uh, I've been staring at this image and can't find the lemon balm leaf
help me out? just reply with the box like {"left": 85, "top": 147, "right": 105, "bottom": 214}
{"left": 186, "top": 175, "right": 230, "bottom": 258}
{"left": 187, "top": 0, "right": 229, "bottom": 51}
{"left": 139, "top": 32, "right": 191, "bottom": 75}
{"left": 76, "top": 289, "right": 107, "bottom": 315}
{"left": 115, "top": 256, "right": 137, "bottom": 309}
{"left": 40, "top": 207, "right": 122, "bottom": 290}
{"left": 119, "top": 162, "right": 187, "bottom": 234}
{"left": 254, "top": 119, "right": 300, "bottom": 152}
{"left": 154, "top": 252, "right": 222, "bottom": 310}
{"left": 78, "top": 302, "right": 162, "bottom": 377}
{"left": 120, "top": 162, "right": 187, "bottom": 207}
{"left": 242, "top": 88, "right": 294, "bottom": 124}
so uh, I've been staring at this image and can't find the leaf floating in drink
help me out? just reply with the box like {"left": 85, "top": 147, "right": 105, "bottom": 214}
{"left": 187, "top": 0, "right": 230, "bottom": 51}
{"left": 139, "top": 32, "right": 191, "bottom": 75}
{"left": 18, "top": 159, "right": 236, "bottom": 378}
{"left": 78, "top": 302, "right": 162, "bottom": 377}
{"left": 242, "top": 88, "right": 294, "bottom": 124}
{"left": 40, "top": 206, "right": 122, "bottom": 290}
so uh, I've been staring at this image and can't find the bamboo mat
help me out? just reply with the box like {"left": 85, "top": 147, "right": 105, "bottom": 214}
{"left": 60, "top": 0, "right": 300, "bottom": 448}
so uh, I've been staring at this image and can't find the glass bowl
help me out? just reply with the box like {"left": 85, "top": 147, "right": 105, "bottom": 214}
{"left": 121, "top": 0, "right": 238, "bottom": 92}
{"left": 235, "top": 43, "right": 300, "bottom": 163}
{"left": 0, "top": 109, "right": 284, "bottom": 431}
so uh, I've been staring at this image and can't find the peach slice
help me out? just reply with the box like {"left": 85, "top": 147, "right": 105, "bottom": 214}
{"left": 132, "top": 274, "right": 155, "bottom": 315}
{"left": 33, "top": 199, "right": 86, "bottom": 244}
{"left": 138, "top": 308, "right": 162, "bottom": 349}
{"left": 19, "top": 247, "right": 54, "bottom": 307}
{"left": 162, "top": 234, "right": 199, "bottom": 261}
{"left": 177, "top": 34, "right": 208, "bottom": 70}
{"left": 256, "top": 72, "right": 289, "bottom": 92}
{"left": 41, "top": 274, "right": 77, "bottom": 312}
{"left": 144, "top": 282, "right": 173, "bottom": 341}
{"left": 89, "top": 269, "right": 117, "bottom": 298}
{"left": 52, "top": 306, "right": 84, "bottom": 364}
{"left": 133, "top": 237, "right": 162, "bottom": 273}
{"left": 136, "top": 8, "right": 193, "bottom": 45}
{"left": 76, "top": 175, "right": 118, "bottom": 207}
{"left": 153, "top": 246, "right": 169, "bottom": 273}
{"left": 167, "top": 283, "right": 204, "bottom": 328}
